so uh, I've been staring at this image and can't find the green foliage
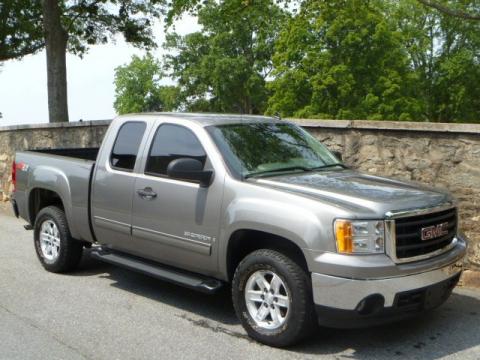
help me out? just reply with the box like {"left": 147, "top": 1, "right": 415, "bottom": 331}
{"left": 267, "top": 0, "right": 480, "bottom": 123}
{"left": 63, "top": 0, "right": 163, "bottom": 56}
{"left": 0, "top": 0, "right": 166, "bottom": 61}
{"left": 416, "top": 0, "right": 480, "bottom": 20}
{"left": 267, "top": 0, "right": 423, "bottom": 120}
{"left": 114, "top": 54, "right": 180, "bottom": 114}
{"left": 162, "top": 0, "right": 293, "bottom": 26}
{"left": 3, "top": 0, "right": 480, "bottom": 123}
{"left": 0, "top": 1, "right": 43, "bottom": 60}
{"left": 396, "top": 0, "right": 480, "bottom": 122}
{"left": 163, "top": 0, "right": 288, "bottom": 114}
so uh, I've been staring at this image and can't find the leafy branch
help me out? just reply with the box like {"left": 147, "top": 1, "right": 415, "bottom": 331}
{"left": 417, "top": 0, "right": 480, "bottom": 20}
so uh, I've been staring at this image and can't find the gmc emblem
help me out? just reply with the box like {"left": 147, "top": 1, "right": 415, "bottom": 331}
{"left": 421, "top": 222, "right": 449, "bottom": 241}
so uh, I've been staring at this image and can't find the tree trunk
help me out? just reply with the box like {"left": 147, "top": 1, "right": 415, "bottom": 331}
{"left": 42, "top": 0, "right": 69, "bottom": 123}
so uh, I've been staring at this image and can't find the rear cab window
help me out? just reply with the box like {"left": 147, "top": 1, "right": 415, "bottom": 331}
{"left": 110, "top": 122, "right": 147, "bottom": 172}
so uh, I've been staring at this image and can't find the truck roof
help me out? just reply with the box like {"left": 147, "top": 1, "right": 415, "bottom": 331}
{"left": 116, "top": 112, "right": 281, "bottom": 127}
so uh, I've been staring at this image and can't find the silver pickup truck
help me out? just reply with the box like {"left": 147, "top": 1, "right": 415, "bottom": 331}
{"left": 11, "top": 113, "right": 467, "bottom": 347}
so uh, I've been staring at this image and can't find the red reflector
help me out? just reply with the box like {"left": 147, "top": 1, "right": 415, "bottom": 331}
{"left": 12, "top": 160, "right": 16, "bottom": 192}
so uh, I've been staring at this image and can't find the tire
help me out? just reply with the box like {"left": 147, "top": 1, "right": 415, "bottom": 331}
{"left": 34, "top": 206, "right": 83, "bottom": 273}
{"left": 232, "top": 249, "right": 316, "bottom": 347}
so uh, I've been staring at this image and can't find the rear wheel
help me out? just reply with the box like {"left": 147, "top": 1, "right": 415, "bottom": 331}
{"left": 232, "top": 249, "right": 316, "bottom": 347}
{"left": 34, "top": 206, "right": 83, "bottom": 273}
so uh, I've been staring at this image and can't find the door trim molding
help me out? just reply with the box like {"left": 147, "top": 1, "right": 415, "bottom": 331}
{"left": 94, "top": 216, "right": 131, "bottom": 235}
{"left": 132, "top": 226, "right": 212, "bottom": 256}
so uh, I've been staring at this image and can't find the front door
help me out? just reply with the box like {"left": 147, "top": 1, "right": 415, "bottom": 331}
{"left": 131, "top": 123, "right": 223, "bottom": 275}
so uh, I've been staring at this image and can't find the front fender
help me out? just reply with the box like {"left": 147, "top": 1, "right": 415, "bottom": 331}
{"left": 218, "top": 197, "right": 328, "bottom": 277}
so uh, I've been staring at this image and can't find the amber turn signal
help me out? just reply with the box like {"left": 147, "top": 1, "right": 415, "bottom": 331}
{"left": 335, "top": 220, "right": 353, "bottom": 254}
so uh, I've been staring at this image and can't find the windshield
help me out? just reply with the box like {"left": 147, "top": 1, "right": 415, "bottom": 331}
{"left": 206, "top": 122, "right": 342, "bottom": 178}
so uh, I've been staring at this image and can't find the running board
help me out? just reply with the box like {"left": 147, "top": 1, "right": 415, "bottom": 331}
{"left": 90, "top": 248, "right": 223, "bottom": 294}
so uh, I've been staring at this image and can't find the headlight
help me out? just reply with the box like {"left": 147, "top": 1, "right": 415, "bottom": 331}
{"left": 334, "top": 219, "right": 385, "bottom": 254}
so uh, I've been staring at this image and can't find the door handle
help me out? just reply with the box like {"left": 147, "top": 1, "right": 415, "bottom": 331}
{"left": 137, "top": 187, "right": 157, "bottom": 200}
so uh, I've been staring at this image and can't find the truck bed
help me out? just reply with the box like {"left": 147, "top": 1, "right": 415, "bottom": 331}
{"left": 31, "top": 147, "right": 99, "bottom": 161}
{"left": 13, "top": 149, "right": 97, "bottom": 244}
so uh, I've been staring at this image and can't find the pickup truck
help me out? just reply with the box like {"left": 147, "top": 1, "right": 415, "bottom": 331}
{"left": 11, "top": 113, "right": 467, "bottom": 347}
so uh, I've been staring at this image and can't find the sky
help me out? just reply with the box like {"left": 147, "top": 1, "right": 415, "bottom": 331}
{"left": 0, "top": 16, "right": 199, "bottom": 126}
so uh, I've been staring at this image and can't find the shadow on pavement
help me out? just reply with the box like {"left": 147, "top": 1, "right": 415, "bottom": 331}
{"left": 79, "top": 251, "right": 480, "bottom": 358}
{"left": 290, "top": 292, "right": 480, "bottom": 358}
{"left": 77, "top": 250, "right": 238, "bottom": 326}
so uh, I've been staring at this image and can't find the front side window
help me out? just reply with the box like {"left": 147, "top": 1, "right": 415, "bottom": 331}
{"left": 206, "top": 122, "right": 341, "bottom": 178}
{"left": 110, "top": 122, "right": 146, "bottom": 171}
{"left": 145, "top": 124, "right": 207, "bottom": 176}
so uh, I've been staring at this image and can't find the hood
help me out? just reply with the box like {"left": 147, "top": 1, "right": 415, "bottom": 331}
{"left": 250, "top": 169, "right": 451, "bottom": 217}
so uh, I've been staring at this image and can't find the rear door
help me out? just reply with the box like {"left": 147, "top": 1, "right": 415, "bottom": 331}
{"left": 91, "top": 120, "right": 152, "bottom": 252}
{"left": 130, "top": 122, "right": 224, "bottom": 275}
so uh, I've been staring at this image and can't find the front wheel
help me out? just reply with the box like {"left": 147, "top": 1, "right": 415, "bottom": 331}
{"left": 232, "top": 249, "right": 316, "bottom": 347}
{"left": 34, "top": 206, "right": 83, "bottom": 273}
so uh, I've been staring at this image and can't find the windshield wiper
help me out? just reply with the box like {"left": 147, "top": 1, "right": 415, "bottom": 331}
{"left": 245, "top": 163, "right": 349, "bottom": 179}
{"left": 244, "top": 166, "right": 312, "bottom": 179}
{"left": 310, "top": 163, "right": 349, "bottom": 170}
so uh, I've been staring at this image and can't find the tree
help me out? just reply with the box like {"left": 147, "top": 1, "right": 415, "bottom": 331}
{"left": 114, "top": 54, "right": 180, "bottom": 114}
{"left": 163, "top": 0, "right": 288, "bottom": 114}
{"left": 266, "top": 0, "right": 480, "bottom": 123}
{"left": 267, "top": 0, "right": 422, "bottom": 120}
{"left": 397, "top": 0, "right": 480, "bottom": 122}
{"left": 417, "top": 0, "right": 480, "bottom": 20}
{"left": 0, "top": 1, "right": 44, "bottom": 60}
{"left": 1, "top": 0, "right": 164, "bottom": 122}
{"left": 4, "top": 0, "right": 480, "bottom": 123}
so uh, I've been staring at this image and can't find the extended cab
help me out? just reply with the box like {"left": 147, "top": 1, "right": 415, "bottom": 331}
{"left": 11, "top": 113, "right": 467, "bottom": 347}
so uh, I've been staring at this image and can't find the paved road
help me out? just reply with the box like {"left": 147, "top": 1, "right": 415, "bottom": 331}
{"left": 0, "top": 210, "right": 479, "bottom": 360}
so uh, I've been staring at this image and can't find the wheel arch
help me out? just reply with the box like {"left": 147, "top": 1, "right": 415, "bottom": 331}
{"left": 27, "top": 187, "right": 81, "bottom": 241}
{"left": 225, "top": 229, "right": 310, "bottom": 282}
{"left": 28, "top": 188, "right": 65, "bottom": 224}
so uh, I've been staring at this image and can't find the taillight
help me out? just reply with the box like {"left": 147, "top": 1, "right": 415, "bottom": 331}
{"left": 12, "top": 160, "right": 16, "bottom": 192}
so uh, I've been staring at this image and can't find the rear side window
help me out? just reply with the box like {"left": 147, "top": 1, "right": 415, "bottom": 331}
{"left": 145, "top": 124, "right": 206, "bottom": 176}
{"left": 110, "top": 122, "right": 146, "bottom": 171}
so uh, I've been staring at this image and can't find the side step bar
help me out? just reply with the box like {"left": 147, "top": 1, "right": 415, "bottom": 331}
{"left": 90, "top": 248, "right": 223, "bottom": 294}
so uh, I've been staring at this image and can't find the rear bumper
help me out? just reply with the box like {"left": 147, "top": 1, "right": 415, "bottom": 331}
{"left": 10, "top": 198, "right": 19, "bottom": 218}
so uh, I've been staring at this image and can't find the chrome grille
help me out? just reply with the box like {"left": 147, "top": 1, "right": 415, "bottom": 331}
{"left": 394, "top": 207, "right": 457, "bottom": 259}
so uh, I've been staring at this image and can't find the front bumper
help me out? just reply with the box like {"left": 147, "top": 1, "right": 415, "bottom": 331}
{"left": 311, "top": 238, "right": 466, "bottom": 328}
{"left": 314, "top": 271, "right": 461, "bottom": 328}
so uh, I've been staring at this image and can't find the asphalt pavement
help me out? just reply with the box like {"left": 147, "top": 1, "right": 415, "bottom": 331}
{"left": 0, "top": 208, "right": 479, "bottom": 360}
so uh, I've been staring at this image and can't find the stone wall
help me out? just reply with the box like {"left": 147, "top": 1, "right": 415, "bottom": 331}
{"left": 0, "top": 121, "right": 110, "bottom": 201}
{"left": 0, "top": 119, "right": 478, "bottom": 269}
{"left": 297, "top": 119, "right": 480, "bottom": 270}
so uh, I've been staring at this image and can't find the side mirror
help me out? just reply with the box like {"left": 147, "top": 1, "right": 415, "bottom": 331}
{"left": 332, "top": 151, "right": 343, "bottom": 161}
{"left": 167, "top": 158, "right": 214, "bottom": 187}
